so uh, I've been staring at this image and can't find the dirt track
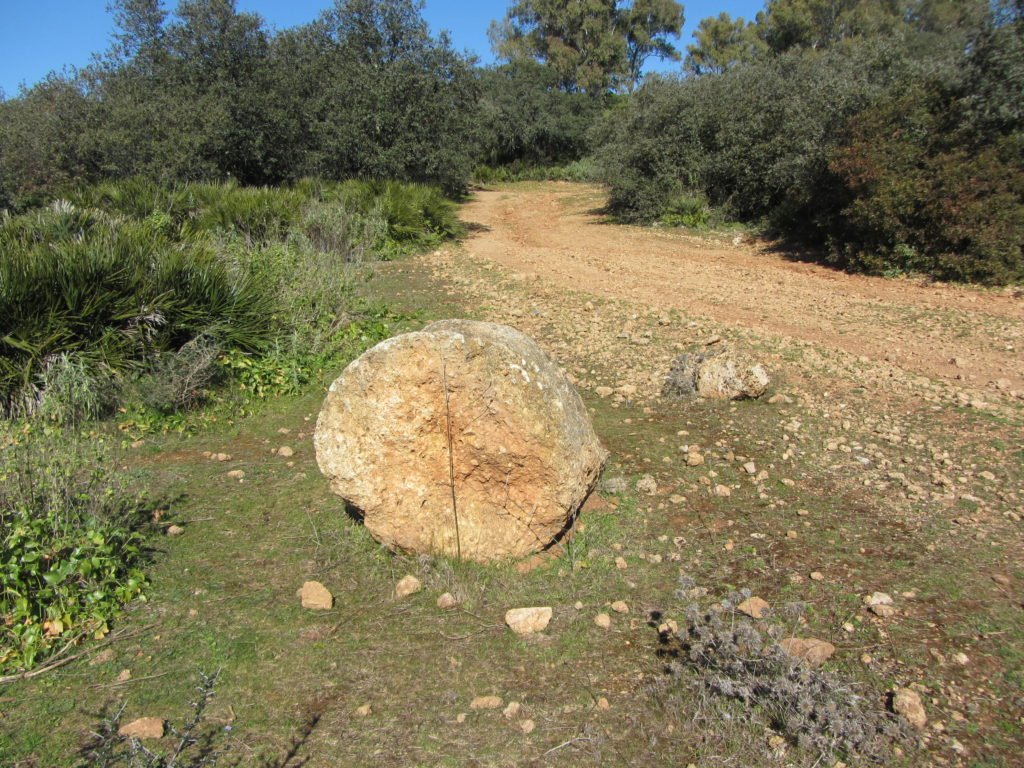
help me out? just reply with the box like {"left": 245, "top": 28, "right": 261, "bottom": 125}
{"left": 461, "top": 183, "right": 1023, "bottom": 391}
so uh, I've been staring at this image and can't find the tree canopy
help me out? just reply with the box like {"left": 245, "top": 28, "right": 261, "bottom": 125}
{"left": 489, "top": 0, "right": 684, "bottom": 92}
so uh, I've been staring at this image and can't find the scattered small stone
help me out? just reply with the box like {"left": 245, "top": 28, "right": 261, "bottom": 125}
{"left": 437, "top": 592, "right": 458, "bottom": 610}
{"left": 779, "top": 637, "right": 835, "bottom": 667}
{"left": 470, "top": 696, "right": 503, "bottom": 710}
{"left": 573, "top": 600, "right": 584, "bottom": 610}
{"left": 869, "top": 604, "right": 898, "bottom": 618}
{"left": 809, "top": 571, "right": 824, "bottom": 581}
{"left": 276, "top": 446, "right": 294, "bottom": 458}
{"left": 992, "top": 574, "right": 1011, "bottom": 586}
{"left": 130, "top": 440, "right": 144, "bottom": 449}
{"left": 594, "top": 613, "right": 612, "bottom": 629}
{"left": 713, "top": 484, "right": 732, "bottom": 497}
{"left": 743, "top": 461, "right": 757, "bottom": 475}
{"left": 520, "top": 719, "right": 536, "bottom": 734}
{"left": 116, "top": 668, "right": 132, "bottom": 682}
{"left": 225, "top": 470, "right": 245, "bottom": 480}
{"left": 395, "top": 575, "right": 422, "bottom": 598}
{"left": 658, "top": 619, "right": 679, "bottom": 635}
{"left": 277, "top": 427, "right": 291, "bottom": 434}
{"left": 214, "top": 453, "right": 231, "bottom": 462}
{"left": 953, "top": 652, "right": 969, "bottom": 666}
{"left": 354, "top": 704, "right": 372, "bottom": 717}
{"left": 596, "top": 386, "right": 614, "bottom": 398}
{"left": 118, "top": 717, "right": 164, "bottom": 739}
{"left": 614, "top": 556, "right": 627, "bottom": 569}
{"left": 636, "top": 474, "right": 658, "bottom": 495}
{"left": 505, "top": 606, "right": 552, "bottom": 635}
{"left": 892, "top": 687, "right": 927, "bottom": 729}
{"left": 503, "top": 701, "right": 521, "bottom": 719}
{"left": 166, "top": 525, "right": 185, "bottom": 536}
{"left": 610, "top": 600, "right": 629, "bottom": 614}
{"left": 456, "top": 713, "right": 467, "bottom": 723}
{"left": 786, "top": 530, "right": 798, "bottom": 539}
{"left": 737, "top": 596, "right": 770, "bottom": 619}
{"left": 298, "top": 581, "right": 333, "bottom": 610}
{"left": 842, "top": 622, "right": 855, "bottom": 633}
{"left": 864, "top": 592, "right": 893, "bottom": 606}
{"left": 596, "top": 697, "right": 610, "bottom": 710}
{"left": 686, "top": 452, "right": 705, "bottom": 467}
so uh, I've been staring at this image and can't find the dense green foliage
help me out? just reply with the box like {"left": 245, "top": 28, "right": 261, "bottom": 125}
{"left": 1, "top": 434, "right": 149, "bottom": 672}
{"left": 0, "top": 202, "right": 275, "bottom": 418}
{"left": 0, "top": 178, "right": 452, "bottom": 422}
{"left": 476, "top": 61, "right": 606, "bottom": 171}
{"left": 0, "top": 0, "right": 479, "bottom": 208}
{"left": 600, "top": 0, "right": 1024, "bottom": 283}
{"left": 489, "top": 0, "right": 685, "bottom": 92}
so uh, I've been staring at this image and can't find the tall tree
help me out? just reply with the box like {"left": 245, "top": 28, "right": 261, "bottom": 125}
{"left": 619, "top": 0, "right": 686, "bottom": 90}
{"left": 490, "top": 0, "right": 683, "bottom": 92}
{"left": 756, "top": 0, "right": 907, "bottom": 52}
{"left": 685, "top": 13, "right": 767, "bottom": 75}
{"left": 288, "top": 0, "right": 480, "bottom": 191}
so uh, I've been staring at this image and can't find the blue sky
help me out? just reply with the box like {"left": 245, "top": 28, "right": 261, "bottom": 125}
{"left": 0, "top": 1, "right": 766, "bottom": 96}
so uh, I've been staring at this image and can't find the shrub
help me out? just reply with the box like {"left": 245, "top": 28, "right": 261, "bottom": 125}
{"left": 72, "top": 179, "right": 309, "bottom": 243}
{"left": 660, "top": 191, "right": 711, "bottom": 229}
{"left": 599, "top": 43, "right": 914, "bottom": 229}
{"left": 831, "top": 87, "right": 1024, "bottom": 284}
{"left": 476, "top": 61, "right": 602, "bottom": 169}
{"left": 654, "top": 578, "right": 912, "bottom": 762}
{"left": 327, "top": 179, "right": 465, "bottom": 255}
{"left": 0, "top": 202, "right": 276, "bottom": 416}
{"left": 79, "top": 670, "right": 228, "bottom": 767}
{"left": 0, "top": 433, "right": 150, "bottom": 673}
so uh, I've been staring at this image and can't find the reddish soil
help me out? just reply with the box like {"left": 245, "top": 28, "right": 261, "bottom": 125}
{"left": 462, "top": 183, "right": 1024, "bottom": 390}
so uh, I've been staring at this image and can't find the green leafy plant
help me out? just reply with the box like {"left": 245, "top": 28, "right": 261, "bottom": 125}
{"left": 0, "top": 432, "right": 151, "bottom": 672}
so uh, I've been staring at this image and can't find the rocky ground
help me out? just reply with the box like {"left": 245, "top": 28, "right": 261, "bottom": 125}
{"left": 393, "top": 181, "right": 1024, "bottom": 765}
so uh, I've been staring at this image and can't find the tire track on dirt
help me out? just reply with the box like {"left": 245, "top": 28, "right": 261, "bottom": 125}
{"left": 461, "top": 183, "right": 1024, "bottom": 393}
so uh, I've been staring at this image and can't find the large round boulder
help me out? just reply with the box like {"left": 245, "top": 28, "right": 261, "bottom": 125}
{"left": 314, "top": 320, "right": 607, "bottom": 562}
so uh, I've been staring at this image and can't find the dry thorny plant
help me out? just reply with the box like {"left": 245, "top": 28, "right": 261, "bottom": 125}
{"left": 650, "top": 573, "right": 914, "bottom": 763}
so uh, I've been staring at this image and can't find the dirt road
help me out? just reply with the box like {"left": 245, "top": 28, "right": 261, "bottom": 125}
{"left": 461, "top": 183, "right": 1023, "bottom": 391}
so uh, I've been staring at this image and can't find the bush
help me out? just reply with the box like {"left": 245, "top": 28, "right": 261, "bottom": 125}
{"left": 660, "top": 191, "right": 711, "bottom": 229}
{"left": 653, "top": 577, "right": 912, "bottom": 762}
{"left": 0, "top": 201, "right": 276, "bottom": 417}
{"left": 831, "top": 87, "right": 1024, "bottom": 284}
{"left": 476, "top": 61, "right": 603, "bottom": 169}
{"left": 327, "top": 179, "right": 465, "bottom": 256}
{"left": 599, "top": 43, "right": 914, "bottom": 229}
{"left": 72, "top": 178, "right": 309, "bottom": 243}
{"left": 80, "top": 670, "right": 228, "bottom": 767}
{"left": 0, "top": 433, "right": 150, "bottom": 673}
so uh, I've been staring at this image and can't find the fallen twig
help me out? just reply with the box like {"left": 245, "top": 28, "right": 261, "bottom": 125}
{"left": 541, "top": 736, "right": 595, "bottom": 757}
{"left": 92, "top": 671, "right": 169, "bottom": 689}
{"left": 0, "top": 624, "right": 154, "bottom": 685}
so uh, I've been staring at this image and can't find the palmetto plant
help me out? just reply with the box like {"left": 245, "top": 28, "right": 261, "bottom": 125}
{"left": 0, "top": 201, "right": 275, "bottom": 416}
